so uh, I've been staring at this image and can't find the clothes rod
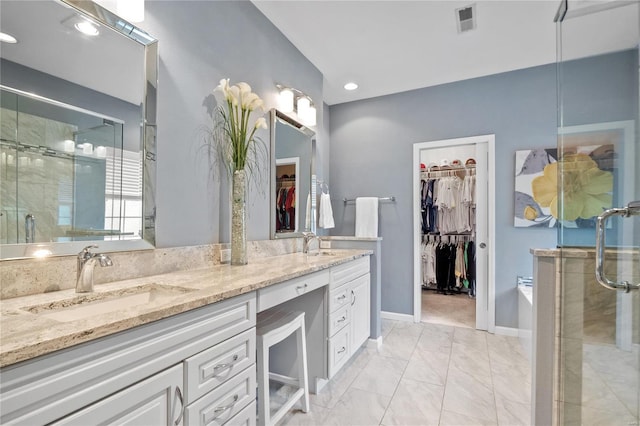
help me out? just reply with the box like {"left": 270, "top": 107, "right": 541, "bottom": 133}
{"left": 343, "top": 196, "right": 396, "bottom": 204}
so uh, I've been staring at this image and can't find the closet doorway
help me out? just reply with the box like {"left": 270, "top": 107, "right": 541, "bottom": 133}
{"left": 412, "top": 135, "right": 495, "bottom": 332}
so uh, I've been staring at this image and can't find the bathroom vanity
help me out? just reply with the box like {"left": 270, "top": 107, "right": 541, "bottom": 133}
{"left": 0, "top": 250, "right": 372, "bottom": 425}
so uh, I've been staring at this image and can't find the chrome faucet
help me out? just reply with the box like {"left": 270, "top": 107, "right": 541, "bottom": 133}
{"left": 302, "top": 232, "right": 321, "bottom": 255}
{"left": 76, "top": 245, "right": 113, "bottom": 293}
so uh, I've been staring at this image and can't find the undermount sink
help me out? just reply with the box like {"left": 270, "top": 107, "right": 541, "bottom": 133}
{"left": 22, "top": 284, "right": 195, "bottom": 323}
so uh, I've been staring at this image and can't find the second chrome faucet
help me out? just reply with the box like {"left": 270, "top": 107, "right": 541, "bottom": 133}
{"left": 76, "top": 245, "right": 113, "bottom": 293}
{"left": 302, "top": 232, "right": 321, "bottom": 255}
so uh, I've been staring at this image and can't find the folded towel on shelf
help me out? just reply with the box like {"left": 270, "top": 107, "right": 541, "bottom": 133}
{"left": 319, "top": 192, "right": 335, "bottom": 229}
{"left": 355, "top": 197, "right": 378, "bottom": 237}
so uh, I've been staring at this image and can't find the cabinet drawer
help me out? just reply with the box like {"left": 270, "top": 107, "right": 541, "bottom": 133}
{"left": 184, "top": 328, "right": 256, "bottom": 404}
{"left": 257, "top": 269, "right": 329, "bottom": 312}
{"left": 329, "top": 305, "right": 350, "bottom": 337}
{"left": 224, "top": 399, "right": 256, "bottom": 426}
{"left": 330, "top": 257, "right": 369, "bottom": 288}
{"left": 329, "top": 286, "right": 350, "bottom": 313}
{"left": 184, "top": 365, "right": 256, "bottom": 426}
{"left": 52, "top": 364, "right": 182, "bottom": 425}
{"left": 328, "top": 326, "right": 350, "bottom": 377}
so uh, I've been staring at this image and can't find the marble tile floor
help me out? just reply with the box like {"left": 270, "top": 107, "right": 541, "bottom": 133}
{"left": 580, "top": 342, "right": 639, "bottom": 425}
{"left": 277, "top": 319, "right": 532, "bottom": 426}
{"left": 421, "top": 290, "right": 476, "bottom": 329}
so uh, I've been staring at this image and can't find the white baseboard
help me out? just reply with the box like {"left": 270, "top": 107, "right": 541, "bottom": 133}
{"left": 494, "top": 326, "right": 519, "bottom": 337}
{"left": 367, "top": 336, "right": 383, "bottom": 349}
{"left": 381, "top": 311, "right": 414, "bottom": 322}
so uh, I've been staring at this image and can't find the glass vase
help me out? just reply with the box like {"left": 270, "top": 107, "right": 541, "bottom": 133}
{"left": 231, "top": 169, "right": 248, "bottom": 265}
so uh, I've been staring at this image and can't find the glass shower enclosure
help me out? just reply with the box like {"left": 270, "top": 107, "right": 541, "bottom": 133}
{"left": 556, "top": 0, "right": 639, "bottom": 424}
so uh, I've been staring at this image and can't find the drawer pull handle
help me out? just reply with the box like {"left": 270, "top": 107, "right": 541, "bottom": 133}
{"left": 213, "top": 355, "right": 239, "bottom": 374}
{"left": 337, "top": 316, "right": 346, "bottom": 323}
{"left": 296, "top": 283, "right": 308, "bottom": 291}
{"left": 214, "top": 394, "right": 239, "bottom": 416}
{"left": 337, "top": 295, "right": 346, "bottom": 300}
{"left": 338, "top": 346, "right": 346, "bottom": 354}
{"left": 351, "top": 289, "right": 356, "bottom": 306}
{"left": 173, "top": 386, "right": 184, "bottom": 426}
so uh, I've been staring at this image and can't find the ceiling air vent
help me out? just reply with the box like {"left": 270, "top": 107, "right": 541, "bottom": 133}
{"left": 456, "top": 4, "right": 476, "bottom": 33}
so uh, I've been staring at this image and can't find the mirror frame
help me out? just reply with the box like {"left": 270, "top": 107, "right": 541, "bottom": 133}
{"left": 270, "top": 109, "right": 316, "bottom": 239}
{"left": 0, "top": 0, "right": 158, "bottom": 260}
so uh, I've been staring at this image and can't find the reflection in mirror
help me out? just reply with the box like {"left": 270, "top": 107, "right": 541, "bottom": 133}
{"left": 1, "top": 86, "right": 138, "bottom": 243}
{"left": 0, "top": 0, "right": 157, "bottom": 259}
{"left": 270, "top": 109, "right": 315, "bottom": 239}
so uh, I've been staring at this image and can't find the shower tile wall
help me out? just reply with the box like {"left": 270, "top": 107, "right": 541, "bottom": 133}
{"left": 534, "top": 250, "right": 639, "bottom": 425}
{"left": 0, "top": 108, "right": 76, "bottom": 244}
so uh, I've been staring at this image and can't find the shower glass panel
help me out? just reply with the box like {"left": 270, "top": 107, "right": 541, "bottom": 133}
{"left": 0, "top": 86, "right": 128, "bottom": 246}
{"left": 556, "top": 1, "right": 639, "bottom": 424}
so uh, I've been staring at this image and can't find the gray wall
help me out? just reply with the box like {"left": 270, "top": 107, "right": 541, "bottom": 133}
{"left": 141, "top": 1, "right": 324, "bottom": 247}
{"left": 328, "top": 50, "right": 636, "bottom": 328}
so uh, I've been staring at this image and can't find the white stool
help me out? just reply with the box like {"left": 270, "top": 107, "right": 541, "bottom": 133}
{"left": 256, "top": 310, "right": 310, "bottom": 426}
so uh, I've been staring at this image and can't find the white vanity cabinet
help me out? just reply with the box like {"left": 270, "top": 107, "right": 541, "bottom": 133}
{"left": 52, "top": 363, "right": 183, "bottom": 425}
{"left": 328, "top": 256, "right": 371, "bottom": 377}
{"left": 0, "top": 292, "right": 256, "bottom": 426}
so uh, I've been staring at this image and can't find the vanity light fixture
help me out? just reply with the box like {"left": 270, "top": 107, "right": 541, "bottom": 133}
{"left": 0, "top": 32, "right": 18, "bottom": 44}
{"left": 344, "top": 82, "right": 358, "bottom": 91}
{"left": 276, "top": 84, "right": 317, "bottom": 127}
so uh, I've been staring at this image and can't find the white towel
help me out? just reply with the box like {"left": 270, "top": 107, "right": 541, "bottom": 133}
{"left": 355, "top": 197, "right": 378, "bottom": 237}
{"left": 319, "top": 192, "right": 335, "bottom": 229}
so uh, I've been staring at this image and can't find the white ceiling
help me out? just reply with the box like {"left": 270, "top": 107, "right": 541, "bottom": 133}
{"left": 252, "top": 0, "right": 639, "bottom": 105}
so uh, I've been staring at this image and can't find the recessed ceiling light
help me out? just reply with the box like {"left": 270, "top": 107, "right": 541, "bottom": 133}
{"left": 74, "top": 20, "right": 99, "bottom": 36}
{"left": 344, "top": 82, "right": 358, "bottom": 91}
{"left": 0, "top": 32, "right": 18, "bottom": 43}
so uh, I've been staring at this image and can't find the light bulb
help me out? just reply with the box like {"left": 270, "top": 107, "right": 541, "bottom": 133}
{"left": 297, "top": 97, "right": 310, "bottom": 117}
{"left": 304, "top": 105, "right": 317, "bottom": 127}
{"left": 279, "top": 88, "right": 294, "bottom": 113}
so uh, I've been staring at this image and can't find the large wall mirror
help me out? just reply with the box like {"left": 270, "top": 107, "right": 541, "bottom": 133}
{"left": 0, "top": 0, "right": 157, "bottom": 259}
{"left": 270, "top": 109, "right": 316, "bottom": 239}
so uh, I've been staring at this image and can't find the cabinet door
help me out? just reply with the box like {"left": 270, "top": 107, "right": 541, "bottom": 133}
{"left": 350, "top": 273, "right": 371, "bottom": 350}
{"left": 52, "top": 364, "right": 183, "bottom": 426}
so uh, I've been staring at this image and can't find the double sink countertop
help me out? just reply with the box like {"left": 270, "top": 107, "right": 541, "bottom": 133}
{"left": 0, "top": 249, "right": 371, "bottom": 368}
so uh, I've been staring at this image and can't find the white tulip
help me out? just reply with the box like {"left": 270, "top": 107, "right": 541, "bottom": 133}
{"left": 228, "top": 85, "right": 240, "bottom": 106}
{"left": 237, "top": 82, "right": 252, "bottom": 96}
{"left": 214, "top": 78, "right": 230, "bottom": 98}
{"left": 251, "top": 98, "right": 264, "bottom": 112}
{"left": 254, "top": 117, "right": 267, "bottom": 129}
{"left": 242, "top": 92, "right": 259, "bottom": 109}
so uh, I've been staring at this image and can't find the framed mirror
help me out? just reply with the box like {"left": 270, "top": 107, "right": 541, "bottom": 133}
{"left": 0, "top": 0, "right": 157, "bottom": 259}
{"left": 270, "top": 109, "right": 316, "bottom": 239}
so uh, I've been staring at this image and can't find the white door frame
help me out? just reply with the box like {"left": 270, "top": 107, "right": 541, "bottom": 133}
{"left": 412, "top": 135, "right": 496, "bottom": 333}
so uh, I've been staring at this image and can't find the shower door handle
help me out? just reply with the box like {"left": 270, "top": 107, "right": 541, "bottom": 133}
{"left": 595, "top": 201, "right": 640, "bottom": 292}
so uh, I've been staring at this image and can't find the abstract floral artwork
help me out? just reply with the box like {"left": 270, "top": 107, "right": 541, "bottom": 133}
{"left": 514, "top": 134, "right": 617, "bottom": 228}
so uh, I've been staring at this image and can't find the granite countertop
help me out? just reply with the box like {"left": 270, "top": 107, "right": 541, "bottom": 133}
{"left": 530, "top": 247, "right": 639, "bottom": 259}
{"left": 0, "top": 249, "right": 371, "bottom": 368}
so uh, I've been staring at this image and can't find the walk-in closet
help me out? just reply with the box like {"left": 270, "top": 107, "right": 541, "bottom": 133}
{"left": 418, "top": 143, "right": 481, "bottom": 329}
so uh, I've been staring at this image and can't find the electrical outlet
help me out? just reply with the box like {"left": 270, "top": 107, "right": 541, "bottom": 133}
{"left": 220, "top": 249, "right": 231, "bottom": 263}
{"left": 320, "top": 240, "right": 331, "bottom": 249}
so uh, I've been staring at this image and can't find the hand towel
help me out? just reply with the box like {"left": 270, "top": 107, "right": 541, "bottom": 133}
{"left": 355, "top": 197, "right": 378, "bottom": 237}
{"left": 319, "top": 192, "right": 335, "bottom": 229}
